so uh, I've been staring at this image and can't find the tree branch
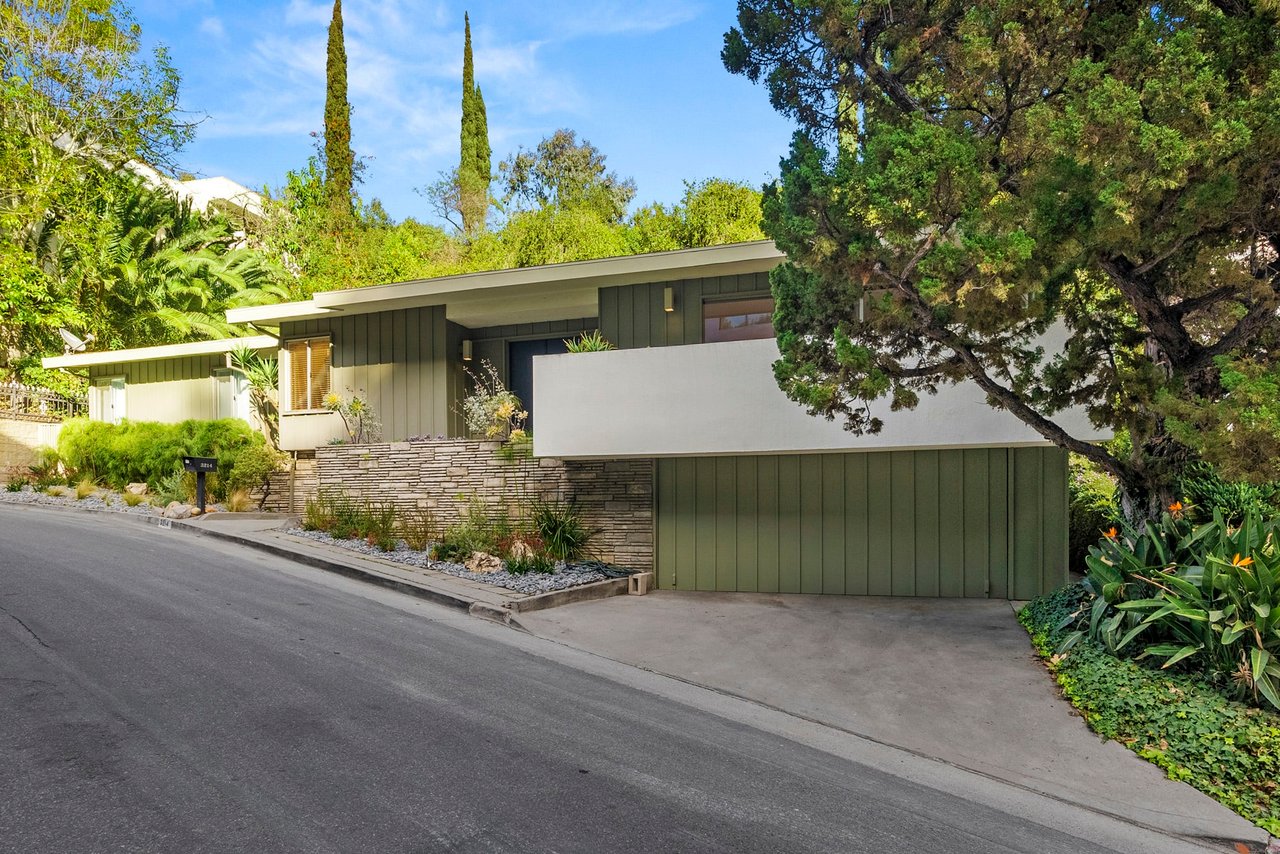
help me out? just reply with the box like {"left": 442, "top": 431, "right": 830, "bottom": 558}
{"left": 1098, "top": 255, "right": 1198, "bottom": 362}
{"left": 1169, "top": 284, "right": 1240, "bottom": 318}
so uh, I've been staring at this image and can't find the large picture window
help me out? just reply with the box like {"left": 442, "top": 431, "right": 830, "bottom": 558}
{"left": 285, "top": 336, "right": 331, "bottom": 412}
{"left": 703, "top": 297, "right": 775, "bottom": 343}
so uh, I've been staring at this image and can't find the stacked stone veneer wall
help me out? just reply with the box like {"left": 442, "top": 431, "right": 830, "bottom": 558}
{"left": 262, "top": 452, "right": 318, "bottom": 514}
{"left": 280, "top": 440, "right": 655, "bottom": 570}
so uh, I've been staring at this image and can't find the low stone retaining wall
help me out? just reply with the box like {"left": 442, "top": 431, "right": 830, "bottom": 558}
{"left": 262, "top": 452, "right": 318, "bottom": 514}
{"left": 0, "top": 417, "right": 62, "bottom": 483}
{"left": 272, "top": 440, "right": 654, "bottom": 571}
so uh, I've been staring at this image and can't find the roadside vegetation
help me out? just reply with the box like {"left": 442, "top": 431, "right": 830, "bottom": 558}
{"left": 2, "top": 418, "right": 284, "bottom": 510}
{"left": 1022, "top": 587, "right": 1280, "bottom": 834}
{"left": 302, "top": 489, "right": 595, "bottom": 576}
{"left": 1031, "top": 462, "right": 1280, "bottom": 834}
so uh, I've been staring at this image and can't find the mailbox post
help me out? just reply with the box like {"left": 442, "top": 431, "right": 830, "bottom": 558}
{"left": 181, "top": 456, "right": 218, "bottom": 514}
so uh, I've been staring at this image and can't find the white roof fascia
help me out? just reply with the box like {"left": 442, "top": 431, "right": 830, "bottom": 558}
{"left": 42, "top": 335, "right": 279, "bottom": 369}
{"left": 314, "top": 240, "right": 784, "bottom": 313}
{"left": 224, "top": 300, "right": 335, "bottom": 325}
{"left": 229, "top": 241, "right": 785, "bottom": 325}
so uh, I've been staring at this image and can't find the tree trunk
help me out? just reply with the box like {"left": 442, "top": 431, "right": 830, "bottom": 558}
{"left": 1116, "top": 429, "right": 1190, "bottom": 525}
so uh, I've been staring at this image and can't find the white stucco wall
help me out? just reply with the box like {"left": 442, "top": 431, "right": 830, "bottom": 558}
{"left": 279, "top": 411, "right": 346, "bottom": 451}
{"left": 533, "top": 338, "right": 1111, "bottom": 459}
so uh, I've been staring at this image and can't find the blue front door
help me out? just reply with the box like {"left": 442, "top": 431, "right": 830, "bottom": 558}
{"left": 508, "top": 337, "right": 569, "bottom": 434}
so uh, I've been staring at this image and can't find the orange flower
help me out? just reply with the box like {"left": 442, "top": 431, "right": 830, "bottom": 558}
{"left": 1231, "top": 553, "right": 1254, "bottom": 568}
{"left": 1104, "top": 527, "right": 1119, "bottom": 539}
{"left": 1168, "top": 500, "right": 1184, "bottom": 515}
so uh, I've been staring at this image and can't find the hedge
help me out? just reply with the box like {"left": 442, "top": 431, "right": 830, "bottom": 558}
{"left": 1021, "top": 585, "right": 1280, "bottom": 835}
{"left": 57, "top": 418, "right": 265, "bottom": 494}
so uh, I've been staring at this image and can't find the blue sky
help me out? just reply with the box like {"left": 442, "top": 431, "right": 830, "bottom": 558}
{"left": 132, "top": 0, "right": 798, "bottom": 225}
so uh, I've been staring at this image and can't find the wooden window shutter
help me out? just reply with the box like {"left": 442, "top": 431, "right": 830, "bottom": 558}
{"left": 309, "top": 339, "right": 331, "bottom": 409}
{"left": 287, "top": 340, "right": 309, "bottom": 412}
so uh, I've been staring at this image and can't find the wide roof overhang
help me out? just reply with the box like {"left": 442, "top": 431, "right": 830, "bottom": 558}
{"left": 41, "top": 335, "right": 278, "bottom": 369}
{"left": 225, "top": 241, "right": 786, "bottom": 329}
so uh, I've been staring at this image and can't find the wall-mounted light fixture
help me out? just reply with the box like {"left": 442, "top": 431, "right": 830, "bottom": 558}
{"left": 461, "top": 339, "right": 473, "bottom": 361}
{"left": 663, "top": 286, "right": 675, "bottom": 313}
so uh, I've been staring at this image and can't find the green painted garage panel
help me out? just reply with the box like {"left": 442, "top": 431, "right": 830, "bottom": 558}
{"left": 654, "top": 447, "right": 1067, "bottom": 599}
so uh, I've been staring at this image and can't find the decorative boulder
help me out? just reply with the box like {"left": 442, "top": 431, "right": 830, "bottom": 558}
{"left": 508, "top": 538, "right": 535, "bottom": 561}
{"left": 125, "top": 483, "right": 149, "bottom": 496}
{"left": 464, "top": 551, "right": 504, "bottom": 574}
{"left": 163, "top": 501, "right": 194, "bottom": 519}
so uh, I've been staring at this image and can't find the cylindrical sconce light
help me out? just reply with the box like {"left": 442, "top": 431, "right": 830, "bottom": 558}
{"left": 663, "top": 286, "right": 675, "bottom": 313}
{"left": 461, "top": 339, "right": 473, "bottom": 361}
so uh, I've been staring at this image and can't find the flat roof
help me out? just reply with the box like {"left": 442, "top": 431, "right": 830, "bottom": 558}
{"left": 225, "top": 240, "right": 785, "bottom": 327}
{"left": 42, "top": 335, "right": 278, "bottom": 369}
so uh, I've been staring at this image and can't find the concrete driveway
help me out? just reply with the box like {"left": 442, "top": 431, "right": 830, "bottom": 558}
{"left": 518, "top": 591, "right": 1265, "bottom": 844}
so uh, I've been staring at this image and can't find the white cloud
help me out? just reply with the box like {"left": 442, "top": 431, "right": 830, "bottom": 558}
{"left": 180, "top": 0, "right": 701, "bottom": 211}
{"left": 283, "top": 0, "right": 330, "bottom": 27}
{"left": 199, "top": 16, "right": 225, "bottom": 38}
{"left": 541, "top": 1, "right": 701, "bottom": 38}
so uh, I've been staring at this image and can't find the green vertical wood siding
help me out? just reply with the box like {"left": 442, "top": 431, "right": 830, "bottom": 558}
{"left": 655, "top": 447, "right": 1068, "bottom": 599}
{"left": 599, "top": 273, "right": 771, "bottom": 349}
{"left": 281, "top": 306, "right": 454, "bottom": 441}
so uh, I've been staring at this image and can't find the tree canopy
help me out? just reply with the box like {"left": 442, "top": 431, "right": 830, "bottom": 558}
{"left": 724, "top": 0, "right": 1280, "bottom": 515}
{"left": 0, "top": 0, "right": 285, "bottom": 385}
{"left": 499, "top": 129, "right": 637, "bottom": 224}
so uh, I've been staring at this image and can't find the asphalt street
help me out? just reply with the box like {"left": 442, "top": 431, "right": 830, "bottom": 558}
{"left": 0, "top": 505, "right": 1238, "bottom": 853}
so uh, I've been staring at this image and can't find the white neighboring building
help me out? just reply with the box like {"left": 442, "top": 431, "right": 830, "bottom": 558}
{"left": 126, "top": 160, "right": 264, "bottom": 220}
{"left": 52, "top": 133, "right": 265, "bottom": 220}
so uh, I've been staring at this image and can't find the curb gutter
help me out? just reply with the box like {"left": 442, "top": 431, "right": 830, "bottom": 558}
{"left": 0, "top": 502, "right": 628, "bottom": 621}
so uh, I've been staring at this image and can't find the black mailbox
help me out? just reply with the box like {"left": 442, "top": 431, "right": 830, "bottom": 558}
{"left": 181, "top": 456, "right": 217, "bottom": 513}
{"left": 182, "top": 456, "right": 217, "bottom": 473}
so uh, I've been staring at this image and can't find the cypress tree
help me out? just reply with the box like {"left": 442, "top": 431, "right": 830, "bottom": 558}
{"left": 323, "top": 0, "right": 353, "bottom": 217}
{"left": 459, "top": 12, "right": 490, "bottom": 235}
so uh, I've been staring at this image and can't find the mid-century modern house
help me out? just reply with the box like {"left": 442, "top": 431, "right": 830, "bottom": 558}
{"left": 44, "top": 241, "right": 1110, "bottom": 599}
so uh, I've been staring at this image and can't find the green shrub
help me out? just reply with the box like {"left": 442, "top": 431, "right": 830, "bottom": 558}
{"left": 530, "top": 499, "right": 597, "bottom": 562}
{"left": 225, "top": 445, "right": 284, "bottom": 510}
{"left": 1068, "top": 455, "right": 1120, "bottom": 573}
{"left": 120, "top": 491, "right": 146, "bottom": 507}
{"left": 1068, "top": 509, "right": 1280, "bottom": 711}
{"left": 397, "top": 508, "right": 437, "bottom": 552}
{"left": 5, "top": 478, "right": 28, "bottom": 492}
{"left": 28, "top": 446, "right": 64, "bottom": 484}
{"left": 1179, "top": 461, "right": 1280, "bottom": 525}
{"left": 302, "top": 490, "right": 396, "bottom": 548}
{"left": 506, "top": 552, "right": 556, "bottom": 575}
{"left": 364, "top": 502, "right": 398, "bottom": 550}
{"left": 151, "top": 468, "right": 193, "bottom": 506}
{"left": 303, "top": 491, "right": 337, "bottom": 532}
{"left": 57, "top": 418, "right": 264, "bottom": 494}
{"left": 432, "top": 499, "right": 511, "bottom": 562}
{"left": 1022, "top": 586, "right": 1280, "bottom": 835}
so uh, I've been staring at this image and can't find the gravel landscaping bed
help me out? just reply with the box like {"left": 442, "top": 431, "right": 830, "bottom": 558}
{"left": 0, "top": 486, "right": 224, "bottom": 515}
{"left": 287, "top": 527, "right": 611, "bottom": 595}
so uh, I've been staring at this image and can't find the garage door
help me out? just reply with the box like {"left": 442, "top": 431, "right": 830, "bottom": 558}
{"left": 654, "top": 447, "right": 1067, "bottom": 599}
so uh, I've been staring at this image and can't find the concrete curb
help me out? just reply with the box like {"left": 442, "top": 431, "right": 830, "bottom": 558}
{"left": 0, "top": 500, "right": 630, "bottom": 620}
